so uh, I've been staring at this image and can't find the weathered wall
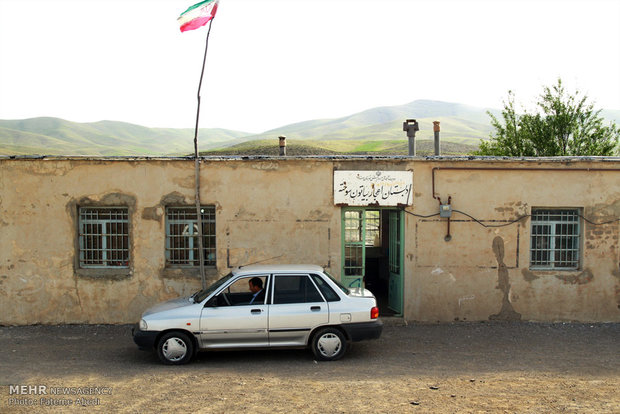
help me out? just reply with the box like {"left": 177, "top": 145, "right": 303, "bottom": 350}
{"left": 0, "top": 158, "right": 339, "bottom": 324}
{"left": 0, "top": 156, "right": 618, "bottom": 324}
{"left": 407, "top": 161, "right": 620, "bottom": 322}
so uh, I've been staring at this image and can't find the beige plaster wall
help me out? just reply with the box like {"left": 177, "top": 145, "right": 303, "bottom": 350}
{"left": 0, "top": 157, "right": 618, "bottom": 324}
{"left": 0, "top": 158, "right": 340, "bottom": 324}
{"left": 407, "top": 160, "right": 620, "bottom": 322}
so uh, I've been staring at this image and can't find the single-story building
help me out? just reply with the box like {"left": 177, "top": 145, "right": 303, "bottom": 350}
{"left": 1, "top": 155, "right": 618, "bottom": 324}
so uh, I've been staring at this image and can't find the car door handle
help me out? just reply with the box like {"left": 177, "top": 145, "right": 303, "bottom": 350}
{"left": 310, "top": 306, "right": 321, "bottom": 311}
{"left": 250, "top": 309, "right": 263, "bottom": 314}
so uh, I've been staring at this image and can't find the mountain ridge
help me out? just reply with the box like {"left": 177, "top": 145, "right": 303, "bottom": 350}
{"left": 2, "top": 100, "right": 618, "bottom": 156}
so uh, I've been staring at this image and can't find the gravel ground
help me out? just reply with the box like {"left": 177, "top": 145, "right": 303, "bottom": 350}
{"left": 0, "top": 321, "right": 618, "bottom": 413}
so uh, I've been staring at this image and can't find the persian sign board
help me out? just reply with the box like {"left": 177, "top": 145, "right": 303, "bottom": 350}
{"left": 334, "top": 171, "right": 413, "bottom": 206}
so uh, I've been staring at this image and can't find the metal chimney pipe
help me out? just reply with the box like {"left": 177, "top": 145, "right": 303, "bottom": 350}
{"left": 433, "top": 121, "right": 440, "bottom": 156}
{"left": 279, "top": 135, "right": 286, "bottom": 156}
{"left": 403, "top": 119, "right": 419, "bottom": 156}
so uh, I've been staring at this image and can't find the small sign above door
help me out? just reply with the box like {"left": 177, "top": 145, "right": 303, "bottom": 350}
{"left": 334, "top": 170, "right": 413, "bottom": 206}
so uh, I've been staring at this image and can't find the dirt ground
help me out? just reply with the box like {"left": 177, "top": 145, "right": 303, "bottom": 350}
{"left": 0, "top": 321, "right": 618, "bottom": 413}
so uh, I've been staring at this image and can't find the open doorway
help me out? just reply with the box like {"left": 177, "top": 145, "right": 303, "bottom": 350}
{"left": 341, "top": 208, "right": 404, "bottom": 316}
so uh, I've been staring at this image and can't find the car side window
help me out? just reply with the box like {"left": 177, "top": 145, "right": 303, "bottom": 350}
{"left": 215, "top": 275, "right": 268, "bottom": 306}
{"left": 310, "top": 274, "right": 341, "bottom": 302}
{"left": 273, "top": 275, "right": 324, "bottom": 304}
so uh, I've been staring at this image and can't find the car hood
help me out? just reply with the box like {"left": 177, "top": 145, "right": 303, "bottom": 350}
{"left": 142, "top": 296, "right": 194, "bottom": 317}
{"left": 347, "top": 288, "right": 376, "bottom": 299}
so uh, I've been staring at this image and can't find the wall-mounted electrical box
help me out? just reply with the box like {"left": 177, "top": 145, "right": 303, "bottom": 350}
{"left": 440, "top": 203, "right": 452, "bottom": 218}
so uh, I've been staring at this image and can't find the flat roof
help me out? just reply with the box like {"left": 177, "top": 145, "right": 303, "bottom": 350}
{"left": 2, "top": 155, "right": 619, "bottom": 163}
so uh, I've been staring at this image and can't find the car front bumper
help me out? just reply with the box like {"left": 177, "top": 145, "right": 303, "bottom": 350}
{"left": 341, "top": 320, "right": 383, "bottom": 342}
{"left": 132, "top": 324, "right": 159, "bottom": 350}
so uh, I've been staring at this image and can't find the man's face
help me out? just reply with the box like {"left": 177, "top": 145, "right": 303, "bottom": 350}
{"left": 249, "top": 281, "right": 260, "bottom": 293}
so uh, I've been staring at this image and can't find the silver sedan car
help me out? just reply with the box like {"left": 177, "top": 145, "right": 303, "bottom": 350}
{"left": 133, "top": 264, "right": 383, "bottom": 364}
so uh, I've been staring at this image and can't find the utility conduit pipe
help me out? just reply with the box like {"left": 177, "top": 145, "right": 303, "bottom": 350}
{"left": 430, "top": 165, "right": 620, "bottom": 241}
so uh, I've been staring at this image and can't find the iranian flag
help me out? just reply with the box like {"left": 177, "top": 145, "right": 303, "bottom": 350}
{"left": 178, "top": 0, "right": 219, "bottom": 33}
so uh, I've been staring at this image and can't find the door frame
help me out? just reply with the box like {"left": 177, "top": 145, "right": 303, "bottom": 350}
{"left": 340, "top": 208, "right": 366, "bottom": 289}
{"left": 388, "top": 209, "right": 405, "bottom": 315}
{"left": 340, "top": 207, "right": 404, "bottom": 315}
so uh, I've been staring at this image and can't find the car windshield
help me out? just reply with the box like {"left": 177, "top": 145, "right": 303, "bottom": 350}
{"left": 323, "top": 271, "right": 350, "bottom": 295}
{"left": 192, "top": 273, "right": 233, "bottom": 303}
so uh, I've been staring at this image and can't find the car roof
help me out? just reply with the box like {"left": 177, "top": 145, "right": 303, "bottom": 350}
{"left": 231, "top": 264, "right": 324, "bottom": 276}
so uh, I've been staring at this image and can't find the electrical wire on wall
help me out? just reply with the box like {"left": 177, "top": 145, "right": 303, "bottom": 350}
{"left": 403, "top": 208, "right": 620, "bottom": 227}
{"left": 426, "top": 166, "right": 620, "bottom": 231}
{"left": 577, "top": 215, "right": 620, "bottom": 226}
{"left": 402, "top": 211, "right": 440, "bottom": 219}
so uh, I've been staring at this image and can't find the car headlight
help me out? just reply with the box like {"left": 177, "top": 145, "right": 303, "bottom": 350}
{"left": 139, "top": 319, "right": 148, "bottom": 331}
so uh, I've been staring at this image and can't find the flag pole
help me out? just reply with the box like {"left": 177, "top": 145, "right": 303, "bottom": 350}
{"left": 193, "top": 17, "right": 215, "bottom": 290}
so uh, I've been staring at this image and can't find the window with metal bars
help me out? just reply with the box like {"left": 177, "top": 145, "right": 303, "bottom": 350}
{"left": 365, "top": 210, "right": 381, "bottom": 246}
{"left": 530, "top": 208, "right": 580, "bottom": 270}
{"left": 78, "top": 207, "right": 130, "bottom": 268}
{"left": 343, "top": 210, "right": 364, "bottom": 276}
{"left": 389, "top": 211, "right": 401, "bottom": 274}
{"left": 165, "top": 206, "right": 216, "bottom": 267}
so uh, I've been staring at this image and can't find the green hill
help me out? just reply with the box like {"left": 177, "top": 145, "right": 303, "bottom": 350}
{"left": 0, "top": 118, "right": 250, "bottom": 156}
{"left": 1, "top": 101, "right": 618, "bottom": 156}
{"left": 202, "top": 138, "right": 477, "bottom": 156}
{"left": 222, "top": 100, "right": 499, "bottom": 148}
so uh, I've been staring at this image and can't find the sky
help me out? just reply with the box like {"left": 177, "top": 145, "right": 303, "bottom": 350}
{"left": 0, "top": 0, "right": 619, "bottom": 133}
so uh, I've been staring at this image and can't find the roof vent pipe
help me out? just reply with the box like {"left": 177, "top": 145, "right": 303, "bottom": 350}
{"left": 433, "top": 121, "right": 440, "bottom": 156}
{"left": 403, "top": 119, "right": 419, "bottom": 156}
{"left": 279, "top": 136, "right": 286, "bottom": 156}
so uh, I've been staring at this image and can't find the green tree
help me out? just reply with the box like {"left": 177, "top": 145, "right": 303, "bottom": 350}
{"left": 477, "top": 79, "right": 619, "bottom": 156}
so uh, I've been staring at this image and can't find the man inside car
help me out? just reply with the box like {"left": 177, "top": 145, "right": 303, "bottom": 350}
{"left": 248, "top": 277, "right": 265, "bottom": 304}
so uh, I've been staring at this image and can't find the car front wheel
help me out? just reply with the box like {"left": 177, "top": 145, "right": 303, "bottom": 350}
{"left": 311, "top": 327, "right": 347, "bottom": 361}
{"left": 157, "top": 332, "right": 194, "bottom": 365}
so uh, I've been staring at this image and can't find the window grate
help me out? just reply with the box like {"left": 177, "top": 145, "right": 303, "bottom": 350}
{"left": 343, "top": 210, "right": 364, "bottom": 276}
{"left": 344, "top": 245, "right": 364, "bottom": 276}
{"left": 530, "top": 209, "right": 580, "bottom": 269}
{"left": 79, "top": 207, "right": 129, "bottom": 268}
{"left": 344, "top": 210, "right": 362, "bottom": 243}
{"left": 365, "top": 210, "right": 381, "bottom": 246}
{"left": 165, "top": 206, "right": 216, "bottom": 267}
{"left": 389, "top": 211, "right": 400, "bottom": 274}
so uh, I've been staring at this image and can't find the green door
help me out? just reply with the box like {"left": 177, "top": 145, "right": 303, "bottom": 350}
{"left": 341, "top": 209, "right": 365, "bottom": 289}
{"left": 388, "top": 210, "right": 404, "bottom": 314}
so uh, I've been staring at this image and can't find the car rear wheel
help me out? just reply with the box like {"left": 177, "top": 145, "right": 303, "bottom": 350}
{"left": 311, "top": 327, "right": 347, "bottom": 361}
{"left": 157, "top": 332, "right": 194, "bottom": 365}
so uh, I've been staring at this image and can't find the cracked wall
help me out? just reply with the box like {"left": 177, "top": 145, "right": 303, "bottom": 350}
{"left": 1, "top": 157, "right": 618, "bottom": 324}
{"left": 408, "top": 161, "right": 620, "bottom": 322}
{"left": 0, "top": 158, "right": 339, "bottom": 324}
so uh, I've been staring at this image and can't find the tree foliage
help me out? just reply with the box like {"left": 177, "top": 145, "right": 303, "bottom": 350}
{"left": 477, "top": 79, "right": 619, "bottom": 156}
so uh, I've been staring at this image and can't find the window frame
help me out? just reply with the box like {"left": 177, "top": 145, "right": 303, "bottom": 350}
{"left": 364, "top": 210, "right": 381, "bottom": 247}
{"left": 165, "top": 206, "right": 216, "bottom": 268}
{"left": 529, "top": 207, "right": 581, "bottom": 270}
{"left": 272, "top": 274, "right": 326, "bottom": 304}
{"left": 212, "top": 275, "right": 270, "bottom": 306}
{"left": 310, "top": 273, "right": 341, "bottom": 302}
{"left": 78, "top": 206, "right": 130, "bottom": 269}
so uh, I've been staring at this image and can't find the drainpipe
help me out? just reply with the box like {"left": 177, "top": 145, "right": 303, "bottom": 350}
{"left": 279, "top": 135, "right": 286, "bottom": 156}
{"left": 433, "top": 121, "right": 440, "bottom": 156}
{"left": 403, "top": 119, "right": 419, "bottom": 156}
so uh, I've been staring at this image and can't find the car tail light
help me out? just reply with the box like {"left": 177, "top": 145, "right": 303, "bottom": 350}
{"left": 371, "top": 306, "right": 379, "bottom": 319}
